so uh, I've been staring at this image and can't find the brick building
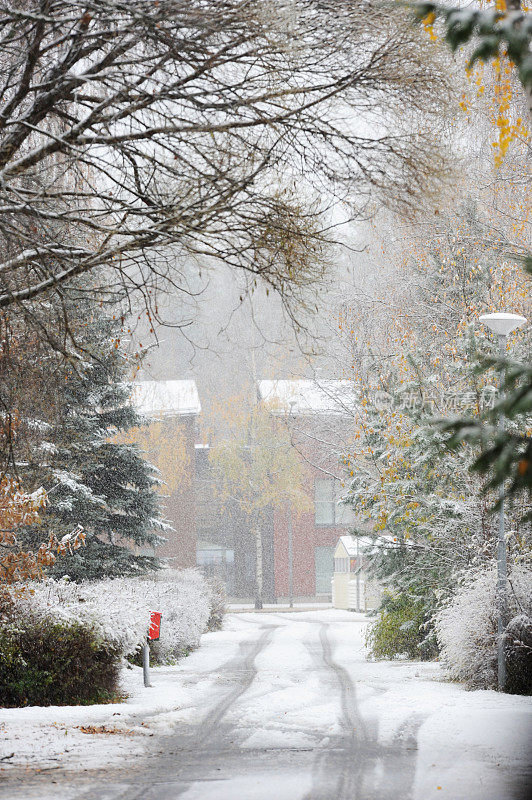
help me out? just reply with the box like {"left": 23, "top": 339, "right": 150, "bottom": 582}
{"left": 131, "top": 377, "right": 362, "bottom": 601}
{"left": 258, "top": 380, "right": 360, "bottom": 601}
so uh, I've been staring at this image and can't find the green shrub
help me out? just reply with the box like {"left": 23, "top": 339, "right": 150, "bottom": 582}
{"left": 206, "top": 577, "right": 226, "bottom": 632}
{"left": 365, "top": 592, "right": 437, "bottom": 661}
{"left": 0, "top": 617, "right": 121, "bottom": 707}
{"left": 504, "top": 614, "right": 532, "bottom": 695}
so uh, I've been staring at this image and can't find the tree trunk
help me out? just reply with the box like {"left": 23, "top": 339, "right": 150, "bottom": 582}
{"left": 254, "top": 517, "right": 263, "bottom": 610}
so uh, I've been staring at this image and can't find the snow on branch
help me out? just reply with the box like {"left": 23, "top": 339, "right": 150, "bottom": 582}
{"left": 0, "top": 0, "right": 452, "bottom": 334}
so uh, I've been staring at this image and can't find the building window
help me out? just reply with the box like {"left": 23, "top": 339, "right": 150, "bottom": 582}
{"left": 197, "top": 548, "right": 223, "bottom": 566}
{"left": 196, "top": 544, "right": 234, "bottom": 567}
{"left": 315, "top": 479, "right": 335, "bottom": 525}
{"left": 195, "top": 444, "right": 210, "bottom": 478}
{"left": 315, "top": 479, "right": 356, "bottom": 526}
{"left": 315, "top": 545, "right": 335, "bottom": 594}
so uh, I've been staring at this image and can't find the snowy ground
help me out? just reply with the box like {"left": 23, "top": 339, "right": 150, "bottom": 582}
{"left": 1, "top": 610, "right": 530, "bottom": 800}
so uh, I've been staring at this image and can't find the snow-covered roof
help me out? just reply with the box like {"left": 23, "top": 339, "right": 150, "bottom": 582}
{"left": 336, "top": 535, "right": 373, "bottom": 557}
{"left": 335, "top": 533, "right": 409, "bottom": 558}
{"left": 257, "top": 380, "right": 356, "bottom": 415}
{"left": 132, "top": 380, "right": 201, "bottom": 417}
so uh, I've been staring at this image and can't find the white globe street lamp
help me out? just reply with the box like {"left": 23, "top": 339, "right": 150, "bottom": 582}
{"left": 479, "top": 311, "right": 527, "bottom": 691}
{"left": 479, "top": 312, "right": 527, "bottom": 338}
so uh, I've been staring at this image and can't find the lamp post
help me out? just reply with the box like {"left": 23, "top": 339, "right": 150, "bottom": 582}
{"left": 355, "top": 535, "right": 360, "bottom": 614}
{"left": 479, "top": 312, "right": 527, "bottom": 691}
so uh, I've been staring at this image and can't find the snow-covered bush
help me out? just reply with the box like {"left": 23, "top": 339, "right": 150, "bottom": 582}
{"left": 141, "top": 569, "right": 211, "bottom": 663}
{"left": 434, "top": 566, "right": 532, "bottom": 690}
{"left": 205, "top": 576, "right": 227, "bottom": 632}
{"left": 504, "top": 614, "right": 532, "bottom": 694}
{"left": 8, "top": 577, "right": 149, "bottom": 657}
{"left": 5, "top": 568, "right": 219, "bottom": 667}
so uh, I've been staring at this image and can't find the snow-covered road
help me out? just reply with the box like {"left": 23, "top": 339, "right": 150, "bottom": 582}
{"left": 1, "top": 610, "right": 531, "bottom": 800}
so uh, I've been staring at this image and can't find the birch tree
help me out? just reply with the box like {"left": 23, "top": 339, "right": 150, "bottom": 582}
{"left": 208, "top": 394, "right": 311, "bottom": 608}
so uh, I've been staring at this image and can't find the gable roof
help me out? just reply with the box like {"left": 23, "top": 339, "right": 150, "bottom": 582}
{"left": 335, "top": 535, "right": 373, "bottom": 557}
{"left": 131, "top": 380, "right": 201, "bottom": 417}
{"left": 257, "top": 379, "right": 356, "bottom": 416}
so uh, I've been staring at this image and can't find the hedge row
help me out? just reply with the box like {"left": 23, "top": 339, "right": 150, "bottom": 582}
{"left": 1, "top": 570, "right": 226, "bottom": 707}
{"left": 0, "top": 619, "right": 121, "bottom": 707}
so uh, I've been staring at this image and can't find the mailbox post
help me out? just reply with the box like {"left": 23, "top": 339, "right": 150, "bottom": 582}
{"left": 142, "top": 611, "right": 162, "bottom": 688}
{"left": 142, "top": 641, "right": 151, "bottom": 688}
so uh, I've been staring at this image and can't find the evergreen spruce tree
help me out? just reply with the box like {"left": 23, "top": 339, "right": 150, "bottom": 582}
{"left": 21, "top": 294, "right": 167, "bottom": 580}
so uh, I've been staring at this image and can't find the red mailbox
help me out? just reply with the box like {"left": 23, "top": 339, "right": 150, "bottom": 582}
{"left": 148, "top": 611, "right": 162, "bottom": 641}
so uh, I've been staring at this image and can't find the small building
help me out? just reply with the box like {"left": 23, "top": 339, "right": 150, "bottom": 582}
{"left": 332, "top": 535, "right": 381, "bottom": 611}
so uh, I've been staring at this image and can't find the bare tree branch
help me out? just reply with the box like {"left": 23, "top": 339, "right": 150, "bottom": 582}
{"left": 0, "top": 0, "right": 452, "bottom": 333}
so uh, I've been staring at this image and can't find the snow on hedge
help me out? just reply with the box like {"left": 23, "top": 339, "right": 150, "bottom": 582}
{"left": 434, "top": 565, "right": 532, "bottom": 689}
{"left": 141, "top": 569, "right": 212, "bottom": 662}
{"left": 9, "top": 568, "right": 216, "bottom": 661}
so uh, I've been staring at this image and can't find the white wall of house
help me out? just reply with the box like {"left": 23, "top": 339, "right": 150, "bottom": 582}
{"left": 332, "top": 536, "right": 381, "bottom": 611}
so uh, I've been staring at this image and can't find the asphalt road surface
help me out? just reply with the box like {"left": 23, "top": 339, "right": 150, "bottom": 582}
{"left": 1, "top": 611, "right": 530, "bottom": 800}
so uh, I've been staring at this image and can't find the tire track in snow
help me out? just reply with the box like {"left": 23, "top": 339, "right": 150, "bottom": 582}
{"left": 304, "top": 622, "right": 426, "bottom": 800}
{"left": 319, "top": 623, "right": 368, "bottom": 741}
{"left": 302, "top": 622, "right": 366, "bottom": 800}
{"left": 114, "top": 623, "right": 280, "bottom": 800}
{"left": 195, "top": 625, "right": 277, "bottom": 747}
